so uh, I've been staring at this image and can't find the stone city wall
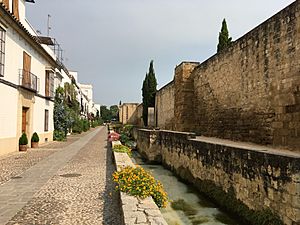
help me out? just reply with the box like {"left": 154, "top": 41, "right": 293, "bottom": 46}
{"left": 155, "top": 81, "right": 175, "bottom": 130}
{"left": 155, "top": 1, "right": 300, "bottom": 151}
{"left": 191, "top": 1, "right": 300, "bottom": 149}
{"left": 135, "top": 129, "right": 300, "bottom": 225}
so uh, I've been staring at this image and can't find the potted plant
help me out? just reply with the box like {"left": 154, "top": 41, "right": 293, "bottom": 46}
{"left": 19, "top": 133, "right": 28, "bottom": 151}
{"left": 31, "top": 132, "right": 39, "bottom": 148}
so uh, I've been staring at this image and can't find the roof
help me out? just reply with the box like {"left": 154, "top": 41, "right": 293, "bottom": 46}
{"left": 36, "top": 36, "right": 54, "bottom": 45}
{"left": 0, "top": 3, "right": 56, "bottom": 67}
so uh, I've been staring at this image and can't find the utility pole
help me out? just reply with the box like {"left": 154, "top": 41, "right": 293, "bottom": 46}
{"left": 47, "top": 14, "right": 51, "bottom": 37}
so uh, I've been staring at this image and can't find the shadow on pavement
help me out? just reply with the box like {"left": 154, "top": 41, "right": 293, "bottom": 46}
{"left": 103, "top": 126, "right": 124, "bottom": 225}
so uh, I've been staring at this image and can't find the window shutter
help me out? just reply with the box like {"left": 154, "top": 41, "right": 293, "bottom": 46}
{"left": 45, "top": 71, "right": 49, "bottom": 97}
{"left": 50, "top": 72, "right": 54, "bottom": 97}
{"left": 3, "top": 0, "right": 9, "bottom": 9}
{"left": 12, "top": 0, "right": 19, "bottom": 20}
{"left": 23, "top": 52, "right": 31, "bottom": 86}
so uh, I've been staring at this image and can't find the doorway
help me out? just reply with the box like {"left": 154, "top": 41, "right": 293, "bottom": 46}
{"left": 22, "top": 107, "right": 29, "bottom": 133}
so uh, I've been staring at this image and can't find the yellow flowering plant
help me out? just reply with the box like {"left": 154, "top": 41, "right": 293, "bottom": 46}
{"left": 112, "top": 144, "right": 132, "bottom": 156}
{"left": 112, "top": 166, "right": 168, "bottom": 208}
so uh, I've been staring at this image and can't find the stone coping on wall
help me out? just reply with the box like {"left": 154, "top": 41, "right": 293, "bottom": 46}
{"left": 139, "top": 128, "right": 196, "bottom": 138}
{"left": 112, "top": 142, "right": 168, "bottom": 225}
{"left": 193, "top": 136, "right": 300, "bottom": 158}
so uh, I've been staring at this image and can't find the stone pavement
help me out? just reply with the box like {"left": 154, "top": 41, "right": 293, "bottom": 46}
{"left": 0, "top": 126, "right": 122, "bottom": 225}
{"left": 0, "top": 129, "right": 97, "bottom": 186}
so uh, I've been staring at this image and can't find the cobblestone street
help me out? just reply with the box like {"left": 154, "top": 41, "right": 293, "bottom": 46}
{"left": 0, "top": 127, "right": 122, "bottom": 225}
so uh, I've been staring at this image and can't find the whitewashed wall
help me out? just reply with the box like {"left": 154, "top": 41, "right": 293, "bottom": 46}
{"left": 0, "top": 84, "right": 18, "bottom": 137}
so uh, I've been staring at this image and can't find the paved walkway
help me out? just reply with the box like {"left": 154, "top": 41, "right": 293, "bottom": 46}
{"left": 0, "top": 127, "right": 122, "bottom": 225}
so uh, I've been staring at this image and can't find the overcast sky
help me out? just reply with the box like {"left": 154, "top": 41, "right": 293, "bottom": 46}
{"left": 26, "top": 0, "right": 295, "bottom": 106}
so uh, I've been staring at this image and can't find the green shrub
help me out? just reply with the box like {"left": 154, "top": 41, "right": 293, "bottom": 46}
{"left": 31, "top": 132, "right": 39, "bottom": 142}
{"left": 82, "top": 119, "right": 90, "bottom": 132}
{"left": 120, "top": 133, "right": 130, "bottom": 144}
{"left": 53, "top": 130, "right": 66, "bottom": 141}
{"left": 72, "top": 119, "right": 83, "bottom": 134}
{"left": 19, "top": 133, "right": 28, "bottom": 145}
{"left": 113, "top": 166, "right": 168, "bottom": 208}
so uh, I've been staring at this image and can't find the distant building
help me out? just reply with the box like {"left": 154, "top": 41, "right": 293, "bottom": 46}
{"left": 119, "top": 103, "right": 140, "bottom": 125}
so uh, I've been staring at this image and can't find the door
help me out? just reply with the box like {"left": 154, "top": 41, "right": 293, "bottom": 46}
{"left": 22, "top": 52, "right": 31, "bottom": 87}
{"left": 22, "top": 107, "right": 28, "bottom": 133}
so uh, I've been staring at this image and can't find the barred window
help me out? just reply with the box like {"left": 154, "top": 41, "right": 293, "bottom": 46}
{"left": 44, "top": 110, "right": 49, "bottom": 132}
{"left": 0, "top": 27, "right": 5, "bottom": 77}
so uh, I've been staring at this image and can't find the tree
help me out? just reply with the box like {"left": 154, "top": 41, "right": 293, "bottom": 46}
{"left": 217, "top": 18, "right": 232, "bottom": 52}
{"left": 53, "top": 87, "right": 67, "bottom": 140}
{"left": 142, "top": 60, "right": 157, "bottom": 126}
{"left": 110, "top": 105, "right": 119, "bottom": 120}
{"left": 100, "top": 105, "right": 112, "bottom": 121}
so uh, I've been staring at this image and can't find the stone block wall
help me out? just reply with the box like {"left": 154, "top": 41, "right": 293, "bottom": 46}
{"left": 135, "top": 129, "right": 162, "bottom": 163}
{"left": 174, "top": 62, "right": 199, "bottom": 132}
{"left": 119, "top": 103, "right": 140, "bottom": 125}
{"left": 155, "top": 81, "right": 175, "bottom": 130}
{"left": 191, "top": 1, "right": 300, "bottom": 149}
{"left": 135, "top": 128, "right": 300, "bottom": 225}
{"left": 155, "top": 1, "right": 300, "bottom": 151}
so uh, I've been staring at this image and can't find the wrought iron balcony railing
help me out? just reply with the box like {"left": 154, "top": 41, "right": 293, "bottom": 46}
{"left": 19, "top": 69, "right": 40, "bottom": 93}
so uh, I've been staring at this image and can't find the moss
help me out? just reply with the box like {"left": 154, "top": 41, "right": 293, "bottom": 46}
{"left": 171, "top": 199, "right": 197, "bottom": 216}
{"left": 191, "top": 216, "right": 210, "bottom": 224}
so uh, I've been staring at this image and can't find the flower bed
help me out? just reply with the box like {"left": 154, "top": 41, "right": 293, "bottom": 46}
{"left": 112, "top": 144, "right": 132, "bottom": 156}
{"left": 113, "top": 166, "right": 168, "bottom": 208}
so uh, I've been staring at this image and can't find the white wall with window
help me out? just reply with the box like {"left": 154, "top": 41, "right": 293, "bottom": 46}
{"left": 0, "top": 1, "right": 57, "bottom": 155}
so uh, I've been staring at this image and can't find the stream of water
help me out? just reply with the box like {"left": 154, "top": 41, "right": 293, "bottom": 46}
{"left": 132, "top": 152, "right": 241, "bottom": 225}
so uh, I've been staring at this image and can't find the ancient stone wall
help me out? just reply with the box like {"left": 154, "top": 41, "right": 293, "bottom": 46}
{"left": 135, "top": 128, "right": 300, "bottom": 225}
{"left": 154, "top": 81, "right": 175, "bottom": 130}
{"left": 119, "top": 103, "right": 139, "bottom": 125}
{"left": 191, "top": 1, "right": 300, "bottom": 149}
{"left": 174, "top": 62, "right": 199, "bottom": 132}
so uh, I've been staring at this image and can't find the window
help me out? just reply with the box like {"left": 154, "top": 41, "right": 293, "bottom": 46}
{"left": 45, "top": 70, "right": 54, "bottom": 98}
{"left": 44, "top": 110, "right": 49, "bottom": 132}
{"left": 0, "top": 27, "right": 5, "bottom": 77}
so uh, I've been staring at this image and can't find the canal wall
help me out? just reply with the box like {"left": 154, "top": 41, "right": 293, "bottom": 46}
{"left": 134, "top": 128, "right": 300, "bottom": 225}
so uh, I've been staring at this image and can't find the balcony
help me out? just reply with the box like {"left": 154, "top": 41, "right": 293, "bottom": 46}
{"left": 19, "top": 69, "right": 40, "bottom": 93}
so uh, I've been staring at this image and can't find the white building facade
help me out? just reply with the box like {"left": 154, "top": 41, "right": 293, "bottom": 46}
{"left": 0, "top": 0, "right": 57, "bottom": 155}
{"left": 0, "top": 0, "right": 101, "bottom": 156}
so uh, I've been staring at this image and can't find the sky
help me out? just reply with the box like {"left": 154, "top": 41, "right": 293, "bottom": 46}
{"left": 26, "top": 0, "right": 295, "bottom": 106}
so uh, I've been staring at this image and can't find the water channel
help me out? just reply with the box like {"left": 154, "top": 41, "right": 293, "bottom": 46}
{"left": 132, "top": 152, "right": 241, "bottom": 225}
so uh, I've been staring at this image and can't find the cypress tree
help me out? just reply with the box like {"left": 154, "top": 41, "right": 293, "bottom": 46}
{"left": 142, "top": 73, "right": 149, "bottom": 126}
{"left": 142, "top": 60, "right": 157, "bottom": 126}
{"left": 147, "top": 60, "right": 157, "bottom": 107}
{"left": 217, "top": 18, "right": 232, "bottom": 52}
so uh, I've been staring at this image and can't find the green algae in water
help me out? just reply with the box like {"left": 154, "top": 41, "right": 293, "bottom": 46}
{"left": 171, "top": 199, "right": 198, "bottom": 216}
{"left": 191, "top": 216, "right": 210, "bottom": 224}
